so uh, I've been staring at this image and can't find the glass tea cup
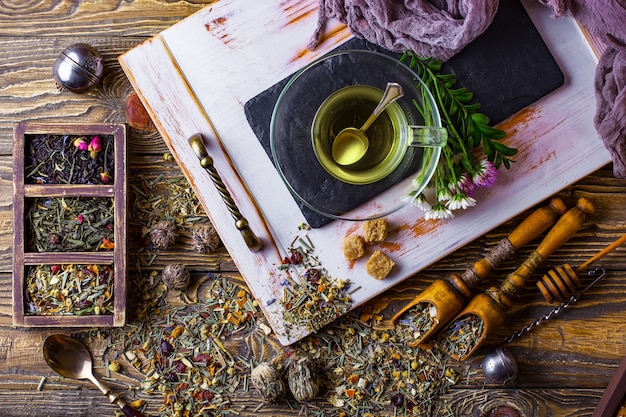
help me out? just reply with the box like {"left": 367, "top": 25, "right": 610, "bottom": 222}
{"left": 311, "top": 80, "right": 446, "bottom": 185}
{"left": 270, "top": 49, "right": 446, "bottom": 221}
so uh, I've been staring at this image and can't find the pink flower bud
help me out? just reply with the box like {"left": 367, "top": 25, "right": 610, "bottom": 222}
{"left": 88, "top": 136, "right": 102, "bottom": 153}
{"left": 50, "top": 265, "right": 61, "bottom": 274}
{"left": 99, "top": 171, "right": 112, "bottom": 183}
{"left": 76, "top": 214, "right": 84, "bottom": 224}
{"left": 73, "top": 138, "right": 88, "bottom": 151}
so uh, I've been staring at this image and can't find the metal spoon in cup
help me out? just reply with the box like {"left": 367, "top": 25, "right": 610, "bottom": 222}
{"left": 331, "top": 82, "right": 404, "bottom": 166}
{"left": 43, "top": 334, "right": 145, "bottom": 417}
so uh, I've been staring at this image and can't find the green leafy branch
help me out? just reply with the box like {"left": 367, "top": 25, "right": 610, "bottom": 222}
{"left": 400, "top": 52, "right": 517, "bottom": 169}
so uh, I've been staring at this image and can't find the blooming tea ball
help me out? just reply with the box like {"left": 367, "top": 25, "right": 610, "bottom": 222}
{"left": 287, "top": 352, "right": 319, "bottom": 402}
{"left": 190, "top": 224, "right": 221, "bottom": 254}
{"left": 162, "top": 263, "right": 190, "bottom": 291}
{"left": 250, "top": 362, "right": 285, "bottom": 403}
{"left": 150, "top": 220, "right": 178, "bottom": 250}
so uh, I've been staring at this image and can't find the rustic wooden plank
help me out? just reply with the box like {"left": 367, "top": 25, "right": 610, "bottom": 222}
{"left": 1, "top": 0, "right": 626, "bottom": 413}
{"left": 0, "top": 0, "right": 212, "bottom": 37}
{"left": 0, "top": 383, "right": 609, "bottom": 416}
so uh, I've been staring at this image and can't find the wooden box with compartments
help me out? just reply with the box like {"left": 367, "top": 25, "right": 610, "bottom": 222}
{"left": 12, "top": 122, "right": 127, "bottom": 327}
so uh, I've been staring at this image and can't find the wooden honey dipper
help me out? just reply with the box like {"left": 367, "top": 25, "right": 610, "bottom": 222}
{"left": 537, "top": 232, "right": 626, "bottom": 303}
{"left": 374, "top": 197, "right": 566, "bottom": 344}
{"left": 439, "top": 197, "right": 595, "bottom": 361}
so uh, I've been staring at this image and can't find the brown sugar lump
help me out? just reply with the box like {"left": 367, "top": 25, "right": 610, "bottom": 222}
{"left": 342, "top": 234, "right": 366, "bottom": 261}
{"left": 365, "top": 250, "right": 395, "bottom": 280}
{"left": 363, "top": 218, "right": 388, "bottom": 244}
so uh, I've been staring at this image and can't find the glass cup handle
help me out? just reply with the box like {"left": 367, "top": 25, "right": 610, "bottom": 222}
{"left": 408, "top": 126, "right": 448, "bottom": 147}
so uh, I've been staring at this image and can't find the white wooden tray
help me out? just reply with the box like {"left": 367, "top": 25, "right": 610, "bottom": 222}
{"left": 119, "top": 0, "right": 611, "bottom": 345}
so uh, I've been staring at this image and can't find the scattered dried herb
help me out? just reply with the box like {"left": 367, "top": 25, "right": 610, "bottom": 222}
{"left": 295, "top": 314, "right": 467, "bottom": 416}
{"left": 106, "top": 273, "right": 260, "bottom": 417}
{"left": 129, "top": 174, "right": 212, "bottom": 262}
{"left": 25, "top": 264, "right": 114, "bottom": 316}
{"left": 104, "top": 170, "right": 469, "bottom": 416}
{"left": 278, "top": 232, "right": 354, "bottom": 335}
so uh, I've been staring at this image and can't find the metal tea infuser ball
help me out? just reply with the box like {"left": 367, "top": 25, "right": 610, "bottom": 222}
{"left": 53, "top": 43, "right": 104, "bottom": 93}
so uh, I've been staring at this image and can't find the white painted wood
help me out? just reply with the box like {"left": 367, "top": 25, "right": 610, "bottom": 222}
{"left": 119, "top": 0, "right": 612, "bottom": 345}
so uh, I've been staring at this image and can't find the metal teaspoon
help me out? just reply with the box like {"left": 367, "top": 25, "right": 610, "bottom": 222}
{"left": 43, "top": 334, "right": 145, "bottom": 417}
{"left": 331, "top": 82, "right": 404, "bottom": 166}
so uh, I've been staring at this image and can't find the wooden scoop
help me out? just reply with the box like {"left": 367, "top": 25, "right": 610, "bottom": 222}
{"left": 439, "top": 197, "right": 595, "bottom": 361}
{"left": 373, "top": 197, "right": 566, "bottom": 343}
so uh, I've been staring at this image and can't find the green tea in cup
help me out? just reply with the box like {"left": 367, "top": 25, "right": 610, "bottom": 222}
{"left": 312, "top": 85, "right": 446, "bottom": 185}
{"left": 312, "top": 85, "right": 406, "bottom": 184}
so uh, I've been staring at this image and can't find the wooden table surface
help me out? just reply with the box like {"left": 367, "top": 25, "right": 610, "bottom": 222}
{"left": 1, "top": 1, "right": 626, "bottom": 416}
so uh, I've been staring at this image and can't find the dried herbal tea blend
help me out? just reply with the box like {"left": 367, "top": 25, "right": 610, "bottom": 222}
{"left": 278, "top": 231, "right": 354, "bottom": 335}
{"left": 26, "top": 196, "right": 115, "bottom": 252}
{"left": 395, "top": 302, "right": 439, "bottom": 343}
{"left": 129, "top": 174, "right": 213, "bottom": 261}
{"left": 24, "top": 264, "right": 114, "bottom": 316}
{"left": 293, "top": 315, "right": 467, "bottom": 416}
{"left": 106, "top": 274, "right": 260, "bottom": 417}
{"left": 25, "top": 133, "right": 115, "bottom": 184}
{"left": 98, "top": 172, "right": 466, "bottom": 416}
{"left": 439, "top": 313, "right": 485, "bottom": 359}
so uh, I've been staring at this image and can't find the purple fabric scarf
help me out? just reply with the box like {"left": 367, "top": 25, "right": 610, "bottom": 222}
{"left": 540, "top": 0, "right": 626, "bottom": 178}
{"left": 308, "top": 0, "right": 499, "bottom": 62}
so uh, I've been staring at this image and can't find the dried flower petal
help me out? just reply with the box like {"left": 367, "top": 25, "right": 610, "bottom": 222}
{"left": 88, "top": 136, "right": 102, "bottom": 153}
{"left": 73, "top": 138, "right": 88, "bottom": 150}
{"left": 99, "top": 171, "right": 112, "bottom": 183}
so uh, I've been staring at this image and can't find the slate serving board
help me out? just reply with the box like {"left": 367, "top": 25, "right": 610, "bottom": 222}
{"left": 244, "top": 0, "right": 564, "bottom": 228}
